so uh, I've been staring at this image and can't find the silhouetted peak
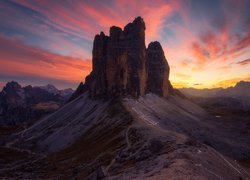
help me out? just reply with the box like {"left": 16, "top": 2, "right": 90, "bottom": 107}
{"left": 124, "top": 17, "right": 146, "bottom": 34}
{"left": 132, "top": 16, "right": 145, "bottom": 29}
{"left": 100, "top": 31, "right": 105, "bottom": 36}
{"left": 148, "top": 41, "right": 162, "bottom": 50}
{"left": 146, "top": 41, "right": 170, "bottom": 96}
{"left": 235, "top": 81, "right": 250, "bottom": 88}
{"left": 3, "top": 81, "right": 22, "bottom": 92}
{"left": 72, "top": 17, "right": 173, "bottom": 99}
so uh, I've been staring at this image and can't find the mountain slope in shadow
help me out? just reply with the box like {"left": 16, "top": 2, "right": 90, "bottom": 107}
{"left": 15, "top": 92, "right": 249, "bottom": 179}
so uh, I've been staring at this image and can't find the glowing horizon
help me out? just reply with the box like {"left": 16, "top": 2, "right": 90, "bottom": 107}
{"left": 0, "top": 0, "right": 249, "bottom": 90}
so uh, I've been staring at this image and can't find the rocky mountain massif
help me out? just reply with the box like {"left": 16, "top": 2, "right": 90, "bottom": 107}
{"left": 70, "top": 17, "right": 174, "bottom": 100}
{"left": 1, "top": 17, "right": 249, "bottom": 179}
{"left": 0, "top": 81, "right": 73, "bottom": 125}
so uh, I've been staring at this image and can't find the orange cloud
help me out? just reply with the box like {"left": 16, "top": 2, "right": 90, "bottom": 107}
{"left": 213, "top": 76, "right": 250, "bottom": 88}
{"left": 188, "top": 29, "right": 250, "bottom": 71}
{"left": 217, "top": 65, "right": 232, "bottom": 70}
{"left": 191, "top": 42, "right": 208, "bottom": 70}
{"left": 175, "top": 73, "right": 191, "bottom": 80}
{"left": 171, "top": 81, "right": 190, "bottom": 89}
{"left": 0, "top": 35, "right": 92, "bottom": 84}
{"left": 200, "top": 31, "right": 230, "bottom": 60}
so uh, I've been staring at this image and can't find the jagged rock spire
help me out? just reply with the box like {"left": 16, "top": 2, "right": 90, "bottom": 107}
{"left": 146, "top": 41, "right": 170, "bottom": 96}
{"left": 71, "top": 17, "right": 173, "bottom": 100}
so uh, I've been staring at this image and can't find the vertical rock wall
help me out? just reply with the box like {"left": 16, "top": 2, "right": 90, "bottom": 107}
{"left": 72, "top": 17, "right": 173, "bottom": 99}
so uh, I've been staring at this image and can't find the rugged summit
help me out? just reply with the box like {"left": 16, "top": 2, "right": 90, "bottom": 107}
{"left": 146, "top": 41, "right": 172, "bottom": 96}
{"left": 72, "top": 17, "right": 172, "bottom": 99}
{"left": 0, "top": 81, "right": 73, "bottom": 125}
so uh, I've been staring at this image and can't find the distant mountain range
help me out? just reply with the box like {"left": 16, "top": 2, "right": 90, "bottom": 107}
{"left": 179, "top": 81, "right": 250, "bottom": 98}
{"left": 180, "top": 81, "right": 250, "bottom": 111}
{"left": 0, "top": 81, "right": 73, "bottom": 125}
{"left": 38, "top": 84, "right": 74, "bottom": 99}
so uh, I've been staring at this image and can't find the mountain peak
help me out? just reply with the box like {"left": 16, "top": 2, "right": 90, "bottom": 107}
{"left": 38, "top": 84, "right": 58, "bottom": 94}
{"left": 45, "top": 84, "right": 58, "bottom": 91}
{"left": 2, "top": 81, "right": 22, "bottom": 95}
{"left": 235, "top": 81, "right": 250, "bottom": 88}
{"left": 4, "top": 81, "right": 21, "bottom": 89}
{"left": 148, "top": 41, "right": 162, "bottom": 49}
{"left": 133, "top": 16, "right": 144, "bottom": 22}
{"left": 131, "top": 16, "right": 145, "bottom": 29}
{"left": 146, "top": 41, "right": 172, "bottom": 96}
{"left": 72, "top": 17, "right": 173, "bottom": 100}
{"left": 46, "top": 84, "right": 56, "bottom": 88}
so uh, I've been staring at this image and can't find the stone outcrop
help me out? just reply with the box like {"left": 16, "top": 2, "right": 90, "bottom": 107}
{"left": 72, "top": 17, "right": 174, "bottom": 99}
{"left": 146, "top": 41, "right": 170, "bottom": 97}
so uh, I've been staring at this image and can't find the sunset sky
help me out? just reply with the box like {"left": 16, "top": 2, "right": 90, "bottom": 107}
{"left": 0, "top": 0, "right": 249, "bottom": 90}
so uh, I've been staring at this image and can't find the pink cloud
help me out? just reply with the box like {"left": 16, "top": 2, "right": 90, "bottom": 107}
{"left": 191, "top": 42, "right": 208, "bottom": 69}
{"left": 15, "top": 0, "right": 176, "bottom": 44}
{"left": 0, "top": 35, "right": 92, "bottom": 83}
{"left": 0, "top": 81, "right": 5, "bottom": 90}
{"left": 236, "top": 59, "right": 250, "bottom": 65}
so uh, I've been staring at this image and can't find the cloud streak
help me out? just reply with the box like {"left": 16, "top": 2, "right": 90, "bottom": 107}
{"left": 0, "top": 34, "right": 92, "bottom": 88}
{"left": 236, "top": 59, "right": 250, "bottom": 65}
{"left": 13, "top": 0, "right": 175, "bottom": 44}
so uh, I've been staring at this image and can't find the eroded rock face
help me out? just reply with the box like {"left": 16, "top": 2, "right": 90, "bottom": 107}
{"left": 72, "top": 17, "right": 173, "bottom": 100}
{"left": 146, "top": 41, "right": 170, "bottom": 97}
{"left": 124, "top": 17, "right": 147, "bottom": 97}
{"left": 106, "top": 26, "right": 128, "bottom": 96}
{"left": 90, "top": 32, "right": 109, "bottom": 97}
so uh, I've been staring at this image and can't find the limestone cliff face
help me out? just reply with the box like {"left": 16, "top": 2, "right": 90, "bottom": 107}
{"left": 123, "top": 17, "right": 147, "bottom": 97}
{"left": 146, "top": 41, "right": 171, "bottom": 97}
{"left": 72, "top": 17, "right": 174, "bottom": 100}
